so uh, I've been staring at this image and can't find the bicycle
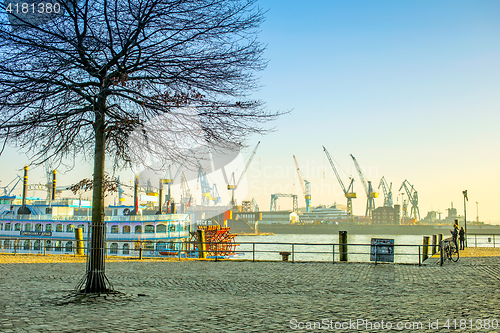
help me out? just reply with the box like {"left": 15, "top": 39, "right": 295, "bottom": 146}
{"left": 443, "top": 239, "right": 459, "bottom": 262}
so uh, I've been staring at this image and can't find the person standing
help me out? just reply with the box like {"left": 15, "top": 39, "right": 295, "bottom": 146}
{"left": 451, "top": 224, "right": 459, "bottom": 253}
{"left": 459, "top": 227, "right": 465, "bottom": 250}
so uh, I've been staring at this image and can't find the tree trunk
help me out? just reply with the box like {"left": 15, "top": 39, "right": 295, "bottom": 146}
{"left": 81, "top": 103, "right": 111, "bottom": 293}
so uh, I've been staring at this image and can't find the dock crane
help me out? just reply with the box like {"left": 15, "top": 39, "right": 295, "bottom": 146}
{"left": 293, "top": 155, "right": 311, "bottom": 212}
{"left": 163, "top": 164, "right": 183, "bottom": 208}
{"left": 378, "top": 176, "right": 393, "bottom": 207}
{"left": 399, "top": 179, "right": 420, "bottom": 220}
{"left": 322, "top": 146, "right": 356, "bottom": 223}
{"left": 227, "top": 141, "right": 260, "bottom": 207}
{"left": 350, "top": 154, "right": 379, "bottom": 218}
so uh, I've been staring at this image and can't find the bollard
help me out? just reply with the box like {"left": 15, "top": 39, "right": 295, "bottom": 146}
{"left": 431, "top": 234, "right": 437, "bottom": 255}
{"left": 422, "top": 236, "right": 430, "bottom": 261}
{"left": 197, "top": 229, "right": 206, "bottom": 259}
{"left": 339, "top": 231, "right": 348, "bottom": 262}
{"left": 139, "top": 244, "right": 143, "bottom": 260}
{"left": 74, "top": 228, "right": 84, "bottom": 255}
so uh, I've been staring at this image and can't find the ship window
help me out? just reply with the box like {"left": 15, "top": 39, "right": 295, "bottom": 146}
{"left": 134, "top": 242, "right": 141, "bottom": 250}
{"left": 0, "top": 223, "right": 2, "bottom": 230}
{"left": 123, "top": 243, "right": 130, "bottom": 255}
{"left": 110, "top": 243, "right": 118, "bottom": 254}
{"left": 25, "top": 223, "right": 32, "bottom": 231}
{"left": 144, "top": 241, "right": 154, "bottom": 251}
{"left": 77, "top": 224, "right": 85, "bottom": 233}
{"left": 144, "top": 225, "right": 155, "bottom": 233}
{"left": 23, "top": 240, "right": 30, "bottom": 250}
{"left": 110, "top": 225, "right": 119, "bottom": 234}
{"left": 156, "top": 224, "right": 167, "bottom": 233}
{"left": 3, "top": 240, "right": 9, "bottom": 249}
{"left": 45, "top": 240, "right": 52, "bottom": 250}
{"left": 5, "top": 223, "right": 11, "bottom": 231}
{"left": 14, "top": 223, "right": 21, "bottom": 231}
{"left": 56, "top": 224, "right": 63, "bottom": 232}
{"left": 66, "top": 224, "right": 74, "bottom": 232}
{"left": 135, "top": 225, "right": 142, "bottom": 234}
{"left": 55, "top": 241, "right": 62, "bottom": 251}
{"left": 34, "top": 240, "right": 41, "bottom": 250}
{"left": 35, "top": 223, "right": 42, "bottom": 231}
{"left": 122, "top": 225, "right": 130, "bottom": 234}
{"left": 65, "top": 242, "right": 73, "bottom": 252}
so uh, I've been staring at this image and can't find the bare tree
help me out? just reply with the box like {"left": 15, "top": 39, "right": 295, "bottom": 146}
{"left": 0, "top": 0, "right": 280, "bottom": 293}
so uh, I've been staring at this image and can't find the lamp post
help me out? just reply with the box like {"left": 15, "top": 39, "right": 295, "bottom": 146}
{"left": 476, "top": 201, "right": 479, "bottom": 223}
{"left": 463, "top": 190, "right": 468, "bottom": 248}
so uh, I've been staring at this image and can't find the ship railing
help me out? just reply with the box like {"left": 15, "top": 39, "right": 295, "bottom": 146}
{"left": 0, "top": 214, "right": 190, "bottom": 222}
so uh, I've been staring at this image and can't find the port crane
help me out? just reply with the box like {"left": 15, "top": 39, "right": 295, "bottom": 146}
{"left": 293, "top": 155, "right": 311, "bottom": 212}
{"left": 350, "top": 154, "right": 379, "bottom": 218}
{"left": 197, "top": 162, "right": 220, "bottom": 206}
{"left": 162, "top": 164, "right": 183, "bottom": 208}
{"left": 270, "top": 193, "right": 298, "bottom": 212}
{"left": 322, "top": 146, "right": 356, "bottom": 223}
{"left": 399, "top": 179, "right": 420, "bottom": 220}
{"left": 227, "top": 141, "right": 260, "bottom": 207}
{"left": 378, "top": 176, "right": 393, "bottom": 207}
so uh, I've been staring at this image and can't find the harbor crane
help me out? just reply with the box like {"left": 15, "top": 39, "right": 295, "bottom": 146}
{"left": 197, "top": 162, "right": 220, "bottom": 206}
{"left": 162, "top": 164, "right": 183, "bottom": 208}
{"left": 1, "top": 175, "right": 23, "bottom": 196}
{"left": 399, "top": 179, "right": 420, "bottom": 220}
{"left": 293, "top": 155, "right": 311, "bottom": 212}
{"left": 270, "top": 193, "right": 298, "bottom": 212}
{"left": 322, "top": 146, "right": 356, "bottom": 223}
{"left": 378, "top": 176, "right": 393, "bottom": 207}
{"left": 227, "top": 141, "right": 260, "bottom": 207}
{"left": 350, "top": 154, "right": 379, "bottom": 218}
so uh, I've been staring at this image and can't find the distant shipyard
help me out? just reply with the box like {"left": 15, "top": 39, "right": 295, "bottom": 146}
{"left": 0, "top": 143, "right": 489, "bottom": 237}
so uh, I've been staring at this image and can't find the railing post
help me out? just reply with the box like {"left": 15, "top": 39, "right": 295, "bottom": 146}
{"left": 418, "top": 245, "right": 421, "bottom": 266}
{"left": 332, "top": 244, "right": 335, "bottom": 264}
{"left": 252, "top": 243, "right": 255, "bottom": 262}
{"left": 292, "top": 244, "right": 294, "bottom": 263}
{"left": 475, "top": 234, "right": 477, "bottom": 247}
{"left": 440, "top": 241, "right": 443, "bottom": 266}
{"left": 179, "top": 242, "right": 181, "bottom": 261}
{"left": 374, "top": 244, "right": 377, "bottom": 265}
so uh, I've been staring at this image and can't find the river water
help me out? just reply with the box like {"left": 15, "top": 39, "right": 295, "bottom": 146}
{"left": 232, "top": 234, "right": 494, "bottom": 264}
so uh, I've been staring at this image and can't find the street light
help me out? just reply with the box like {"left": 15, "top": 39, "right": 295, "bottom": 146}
{"left": 476, "top": 201, "right": 479, "bottom": 223}
{"left": 463, "top": 190, "right": 468, "bottom": 248}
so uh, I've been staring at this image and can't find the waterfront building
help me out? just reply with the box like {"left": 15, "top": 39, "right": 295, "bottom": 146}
{"left": 372, "top": 204, "right": 401, "bottom": 225}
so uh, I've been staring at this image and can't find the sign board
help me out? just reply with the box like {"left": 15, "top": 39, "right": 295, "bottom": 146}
{"left": 20, "top": 231, "right": 52, "bottom": 236}
{"left": 370, "top": 238, "right": 394, "bottom": 262}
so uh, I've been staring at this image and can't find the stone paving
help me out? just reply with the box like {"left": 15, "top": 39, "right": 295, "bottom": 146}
{"left": 0, "top": 254, "right": 499, "bottom": 332}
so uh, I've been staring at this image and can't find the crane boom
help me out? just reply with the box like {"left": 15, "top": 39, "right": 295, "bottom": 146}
{"left": 236, "top": 141, "right": 260, "bottom": 188}
{"left": 378, "top": 176, "right": 393, "bottom": 207}
{"left": 322, "top": 146, "right": 356, "bottom": 223}
{"left": 293, "top": 155, "right": 311, "bottom": 212}
{"left": 228, "top": 141, "right": 260, "bottom": 206}
{"left": 399, "top": 179, "right": 420, "bottom": 220}
{"left": 350, "top": 154, "right": 378, "bottom": 218}
{"left": 350, "top": 154, "right": 368, "bottom": 195}
{"left": 323, "top": 146, "right": 347, "bottom": 194}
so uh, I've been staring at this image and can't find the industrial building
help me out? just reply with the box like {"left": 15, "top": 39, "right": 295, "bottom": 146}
{"left": 372, "top": 204, "right": 401, "bottom": 225}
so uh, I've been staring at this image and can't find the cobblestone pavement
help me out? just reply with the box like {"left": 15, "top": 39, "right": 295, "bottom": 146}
{"left": 1, "top": 256, "right": 499, "bottom": 332}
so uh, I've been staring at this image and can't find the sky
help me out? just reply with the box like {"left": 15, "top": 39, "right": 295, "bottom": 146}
{"left": 1, "top": 1, "right": 499, "bottom": 223}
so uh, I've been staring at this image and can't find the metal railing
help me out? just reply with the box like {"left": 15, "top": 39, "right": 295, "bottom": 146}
{"left": 0, "top": 237, "right": 444, "bottom": 265}
{"left": 466, "top": 234, "right": 500, "bottom": 248}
